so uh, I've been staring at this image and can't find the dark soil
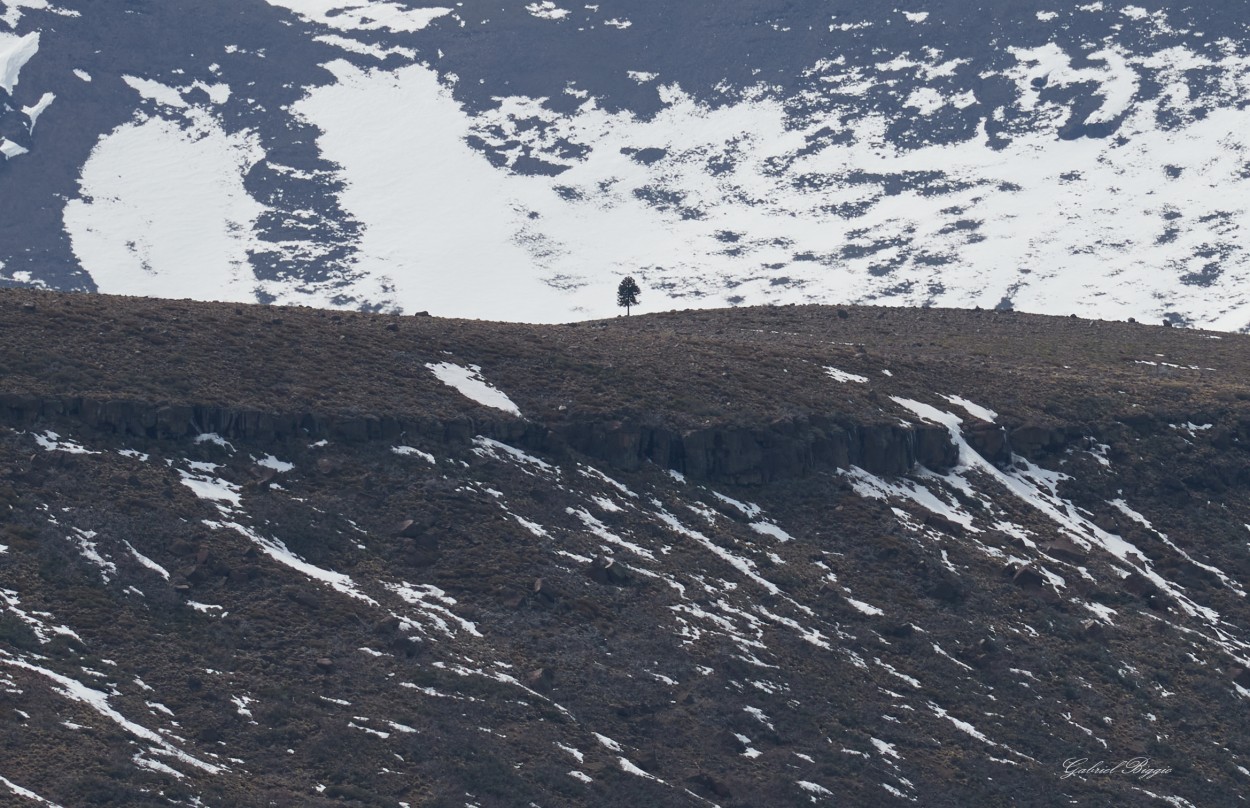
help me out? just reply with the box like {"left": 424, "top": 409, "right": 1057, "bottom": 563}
{"left": 2, "top": 290, "right": 1249, "bottom": 807}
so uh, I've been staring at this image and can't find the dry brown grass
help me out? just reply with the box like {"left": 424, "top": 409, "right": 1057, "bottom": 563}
{"left": 1, "top": 289, "right": 1247, "bottom": 434}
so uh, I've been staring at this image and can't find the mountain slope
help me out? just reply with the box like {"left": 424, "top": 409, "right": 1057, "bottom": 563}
{"left": 3, "top": 2, "right": 1250, "bottom": 325}
{"left": 2, "top": 291, "right": 1250, "bottom": 805}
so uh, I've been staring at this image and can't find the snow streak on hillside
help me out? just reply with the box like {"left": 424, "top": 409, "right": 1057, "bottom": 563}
{"left": 5, "top": 2, "right": 1250, "bottom": 325}
{"left": 3, "top": 377, "right": 1245, "bottom": 804}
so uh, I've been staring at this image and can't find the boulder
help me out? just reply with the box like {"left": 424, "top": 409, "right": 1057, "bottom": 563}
{"left": 1081, "top": 620, "right": 1106, "bottom": 640}
{"left": 526, "top": 667, "right": 554, "bottom": 693}
{"left": 923, "top": 512, "right": 964, "bottom": 537}
{"left": 1009, "top": 424, "right": 1067, "bottom": 460}
{"left": 588, "top": 555, "right": 630, "bottom": 585}
{"left": 1041, "top": 537, "right": 1085, "bottom": 563}
{"left": 1012, "top": 565, "right": 1046, "bottom": 590}
{"left": 1122, "top": 571, "right": 1158, "bottom": 598}
{"left": 687, "top": 772, "right": 733, "bottom": 800}
{"left": 532, "top": 577, "right": 558, "bottom": 605}
{"left": 965, "top": 423, "right": 1010, "bottom": 465}
{"left": 393, "top": 519, "right": 423, "bottom": 538}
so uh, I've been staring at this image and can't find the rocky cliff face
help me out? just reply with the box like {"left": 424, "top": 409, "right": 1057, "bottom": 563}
{"left": 3, "top": 292, "right": 1250, "bottom": 807}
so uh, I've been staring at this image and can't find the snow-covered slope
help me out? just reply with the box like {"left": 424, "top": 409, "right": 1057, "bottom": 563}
{"left": 3, "top": 1, "right": 1250, "bottom": 326}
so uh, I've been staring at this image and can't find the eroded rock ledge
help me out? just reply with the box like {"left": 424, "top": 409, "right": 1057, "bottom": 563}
{"left": 2, "top": 392, "right": 1235, "bottom": 485}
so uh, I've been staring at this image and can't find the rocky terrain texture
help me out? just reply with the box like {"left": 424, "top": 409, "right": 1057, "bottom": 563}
{"left": 2, "top": 289, "right": 1250, "bottom": 806}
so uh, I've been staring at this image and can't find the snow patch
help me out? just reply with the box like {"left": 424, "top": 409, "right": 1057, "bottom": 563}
{"left": 65, "top": 113, "right": 265, "bottom": 303}
{"left": 392, "top": 445, "right": 437, "bottom": 464}
{"left": 825, "top": 367, "right": 868, "bottom": 383}
{"left": 0, "top": 31, "right": 39, "bottom": 94}
{"left": 426, "top": 362, "right": 521, "bottom": 415}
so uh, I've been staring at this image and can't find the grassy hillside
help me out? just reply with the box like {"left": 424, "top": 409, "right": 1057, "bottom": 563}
{"left": 2, "top": 291, "right": 1250, "bottom": 807}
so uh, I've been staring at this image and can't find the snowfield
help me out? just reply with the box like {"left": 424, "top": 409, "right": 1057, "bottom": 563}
{"left": 1, "top": 1, "right": 1250, "bottom": 327}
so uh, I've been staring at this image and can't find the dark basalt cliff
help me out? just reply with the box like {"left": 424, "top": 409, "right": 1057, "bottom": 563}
{"left": 4, "top": 290, "right": 1250, "bottom": 808}
{"left": 0, "top": 392, "right": 966, "bottom": 482}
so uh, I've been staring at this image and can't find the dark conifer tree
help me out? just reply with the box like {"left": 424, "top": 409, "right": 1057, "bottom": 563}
{"left": 617, "top": 276, "right": 641, "bottom": 315}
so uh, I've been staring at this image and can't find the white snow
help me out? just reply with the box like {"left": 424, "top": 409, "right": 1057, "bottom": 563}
{"left": 711, "top": 491, "right": 761, "bottom": 518}
{"left": 133, "top": 754, "right": 185, "bottom": 779}
{"left": 0, "top": 773, "right": 66, "bottom": 807}
{"left": 64, "top": 111, "right": 265, "bottom": 303}
{"left": 0, "top": 654, "right": 222, "bottom": 774}
{"left": 262, "top": 0, "right": 451, "bottom": 32}
{"left": 124, "top": 541, "right": 170, "bottom": 580}
{"left": 744, "top": 705, "right": 775, "bottom": 730}
{"left": 750, "top": 521, "right": 793, "bottom": 542}
{"left": 69, "top": 529, "right": 116, "bottom": 582}
{"left": 0, "top": 31, "right": 38, "bottom": 94}
{"left": 32, "top": 431, "right": 98, "bottom": 455}
{"left": 556, "top": 742, "right": 584, "bottom": 763}
{"left": 590, "top": 495, "right": 623, "bottom": 513}
{"left": 255, "top": 454, "right": 294, "bottom": 472}
{"left": 1, "top": 139, "right": 28, "bottom": 159}
{"left": 387, "top": 581, "right": 482, "bottom": 637}
{"left": 313, "top": 33, "right": 416, "bottom": 61}
{"left": 578, "top": 464, "right": 638, "bottom": 497}
{"left": 1084, "top": 602, "right": 1118, "bottom": 623}
{"left": 736, "top": 733, "right": 762, "bottom": 758}
{"left": 845, "top": 597, "right": 884, "bottom": 616}
{"left": 568, "top": 506, "right": 655, "bottom": 560}
{"left": 941, "top": 395, "right": 998, "bottom": 422}
{"left": 1110, "top": 499, "right": 1244, "bottom": 595}
{"left": 845, "top": 467, "right": 978, "bottom": 531}
{"left": 392, "top": 445, "right": 437, "bottom": 464}
{"left": 875, "top": 659, "right": 921, "bottom": 688}
{"left": 472, "top": 436, "right": 555, "bottom": 473}
{"left": 22, "top": 91, "right": 53, "bottom": 131}
{"left": 927, "top": 702, "right": 998, "bottom": 748}
{"left": 525, "top": 1, "right": 570, "bottom": 20}
{"left": 594, "top": 732, "right": 622, "bottom": 752}
{"left": 145, "top": 701, "right": 173, "bottom": 716}
{"left": 933, "top": 643, "right": 975, "bottom": 672}
{"left": 178, "top": 469, "right": 242, "bottom": 508}
{"left": 123, "top": 75, "right": 189, "bottom": 108}
{"left": 511, "top": 513, "right": 550, "bottom": 537}
{"left": 652, "top": 504, "right": 779, "bottom": 594}
{"left": 20, "top": 26, "right": 1247, "bottom": 329}
{"left": 204, "top": 519, "right": 376, "bottom": 604}
{"left": 2, "top": 1, "right": 55, "bottom": 29}
{"left": 825, "top": 367, "right": 868, "bottom": 384}
{"left": 871, "top": 738, "right": 901, "bottom": 759}
{"left": 349, "top": 720, "right": 390, "bottom": 739}
{"left": 426, "top": 362, "right": 521, "bottom": 415}
{"left": 892, "top": 396, "right": 1226, "bottom": 626}
{"left": 230, "top": 695, "right": 254, "bottom": 718}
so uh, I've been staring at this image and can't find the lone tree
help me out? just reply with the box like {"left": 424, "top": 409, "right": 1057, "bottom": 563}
{"left": 617, "top": 276, "right": 641, "bottom": 315}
